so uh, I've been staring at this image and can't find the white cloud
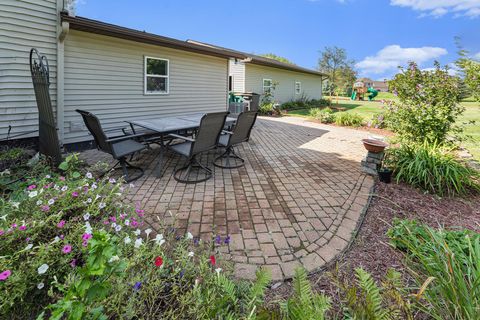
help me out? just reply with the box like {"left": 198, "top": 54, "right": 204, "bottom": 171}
{"left": 390, "top": 0, "right": 480, "bottom": 18}
{"left": 356, "top": 45, "right": 448, "bottom": 75}
{"left": 422, "top": 63, "right": 459, "bottom": 76}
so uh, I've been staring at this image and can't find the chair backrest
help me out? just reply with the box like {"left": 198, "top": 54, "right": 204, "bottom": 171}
{"left": 191, "top": 112, "right": 229, "bottom": 155}
{"left": 30, "top": 48, "right": 62, "bottom": 165}
{"left": 75, "top": 109, "right": 112, "bottom": 154}
{"left": 229, "top": 111, "right": 258, "bottom": 146}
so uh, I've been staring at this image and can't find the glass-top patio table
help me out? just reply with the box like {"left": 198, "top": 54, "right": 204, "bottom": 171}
{"left": 126, "top": 112, "right": 236, "bottom": 176}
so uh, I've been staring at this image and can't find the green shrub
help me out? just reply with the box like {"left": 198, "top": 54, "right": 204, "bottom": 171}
{"left": 388, "top": 219, "right": 480, "bottom": 320}
{"left": 386, "top": 62, "right": 464, "bottom": 144}
{"left": 259, "top": 103, "right": 275, "bottom": 115}
{"left": 309, "top": 107, "right": 336, "bottom": 124}
{"left": 280, "top": 268, "right": 331, "bottom": 319}
{"left": 334, "top": 112, "right": 364, "bottom": 127}
{"left": 333, "top": 268, "right": 414, "bottom": 320}
{"left": 280, "top": 98, "right": 331, "bottom": 111}
{"left": 0, "top": 147, "right": 25, "bottom": 161}
{"left": 367, "top": 113, "right": 388, "bottom": 129}
{"left": 386, "top": 142, "right": 480, "bottom": 196}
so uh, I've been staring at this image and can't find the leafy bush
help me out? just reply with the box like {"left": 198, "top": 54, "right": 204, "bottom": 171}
{"left": 334, "top": 112, "right": 364, "bottom": 127}
{"left": 280, "top": 98, "right": 331, "bottom": 111}
{"left": 280, "top": 268, "right": 331, "bottom": 319}
{"left": 0, "top": 157, "right": 271, "bottom": 319}
{"left": 0, "top": 147, "right": 25, "bottom": 161}
{"left": 386, "top": 62, "right": 464, "bottom": 144}
{"left": 367, "top": 113, "right": 388, "bottom": 129}
{"left": 259, "top": 103, "right": 275, "bottom": 115}
{"left": 309, "top": 107, "right": 336, "bottom": 124}
{"left": 333, "top": 268, "right": 414, "bottom": 320}
{"left": 388, "top": 219, "right": 480, "bottom": 320}
{"left": 386, "top": 142, "right": 480, "bottom": 196}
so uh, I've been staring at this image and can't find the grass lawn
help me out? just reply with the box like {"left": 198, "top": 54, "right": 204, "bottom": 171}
{"left": 286, "top": 95, "right": 480, "bottom": 161}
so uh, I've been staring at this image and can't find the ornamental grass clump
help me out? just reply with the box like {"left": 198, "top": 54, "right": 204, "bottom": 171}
{"left": 388, "top": 219, "right": 480, "bottom": 320}
{"left": 386, "top": 142, "right": 480, "bottom": 196}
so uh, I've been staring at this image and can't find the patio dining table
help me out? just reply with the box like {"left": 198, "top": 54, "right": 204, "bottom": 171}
{"left": 126, "top": 112, "right": 236, "bottom": 176}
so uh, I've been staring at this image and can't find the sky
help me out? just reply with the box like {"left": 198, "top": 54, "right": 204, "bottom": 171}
{"left": 75, "top": 0, "right": 480, "bottom": 80}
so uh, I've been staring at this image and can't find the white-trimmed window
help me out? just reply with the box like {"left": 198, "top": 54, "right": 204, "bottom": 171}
{"left": 295, "top": 81, "right": 301, "bottom": 94}
{"left": 263, "top": 78, "right": 272, "bottom": 93}
{"left": 144, "top": 56, "right": 169, "bottom": 95}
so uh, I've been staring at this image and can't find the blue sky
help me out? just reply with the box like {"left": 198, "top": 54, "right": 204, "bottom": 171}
{"left": 76, "top": 0, "right": 480, "bottom": 80}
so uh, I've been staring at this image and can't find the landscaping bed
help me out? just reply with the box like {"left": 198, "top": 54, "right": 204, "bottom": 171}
{"left": 265, "top": 180, "right": 480, "bottom": 311}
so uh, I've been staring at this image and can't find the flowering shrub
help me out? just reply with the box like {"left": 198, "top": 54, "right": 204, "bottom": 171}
{"left": 0, "top": 158, "right": 271, "bottom": 319}
{"left": 386, "top": 62, "right": 464, "bottom": 144}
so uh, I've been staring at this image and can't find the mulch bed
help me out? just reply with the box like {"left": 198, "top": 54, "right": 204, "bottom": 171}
{"left": 265, "top": 181, "right": 480, "bottom": 306}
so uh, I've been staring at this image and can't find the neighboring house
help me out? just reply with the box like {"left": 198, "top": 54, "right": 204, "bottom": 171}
{"left": 1, "top": 1, "right": 325, "bottom": 146}
{"left": 357, "top": 78, "right": 389, "bottom": 92}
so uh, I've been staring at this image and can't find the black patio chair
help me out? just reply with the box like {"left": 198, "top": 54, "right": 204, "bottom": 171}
{"left": 168, "top": 112, "right": 229, "bottom": 183}
{"left": 76, "top": 109, "right": 147, "bottom": 182}
{"left": 214, "top": 111, "right": 257, "bottom": 169}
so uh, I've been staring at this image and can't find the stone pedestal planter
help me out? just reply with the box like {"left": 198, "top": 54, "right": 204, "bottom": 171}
{"left": 361, "top": 151, "right": 384, "bottom": 176}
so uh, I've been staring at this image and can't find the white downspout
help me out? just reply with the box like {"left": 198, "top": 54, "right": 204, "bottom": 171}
{"left": 57, "top": 0, "right": 69, "bottom": 145}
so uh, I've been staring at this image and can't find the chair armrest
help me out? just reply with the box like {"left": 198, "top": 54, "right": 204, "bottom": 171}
{"left": 103, "top": 126, "right": 129, "bottom": 133}
{"left": 222, "top": 130, "right": 234, "bottom": 135}
{"left": 168, "top": 133, "right": 195, "bottom": 142}
{"left": 105, "top": 133, "right": 148, "bottom": 143}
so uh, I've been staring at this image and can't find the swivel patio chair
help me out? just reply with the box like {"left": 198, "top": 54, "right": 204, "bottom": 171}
{"left": 76, "top": 109, "right": 147, "bottom": 182}
{"left": 168, "top": 112, "right": 229, "bottom": 183}
{"left": 214, "top": 111, "right": 257, "bottom": 169}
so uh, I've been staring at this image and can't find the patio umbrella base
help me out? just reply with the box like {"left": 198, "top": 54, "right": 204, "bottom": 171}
{"left": 214, "top": 148, "right": 245, "bottom": 169}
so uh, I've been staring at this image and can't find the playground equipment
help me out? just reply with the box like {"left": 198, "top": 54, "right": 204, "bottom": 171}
{"left": 351, "top": 81, "right": 379, "bottom": 101}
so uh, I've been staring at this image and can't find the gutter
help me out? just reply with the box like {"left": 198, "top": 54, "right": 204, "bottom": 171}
{"left": 56, "top": 5, "right": 70, "bottom": 145}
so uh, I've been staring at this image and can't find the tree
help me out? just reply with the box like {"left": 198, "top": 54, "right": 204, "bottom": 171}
{"left": 260, "top": 53, "right": 295, "bottom": 65}
{"left": 455, "top": 37, "right": 480, "bottom": 102}
{"left": 318, "top": 46, "right": 357, "bottom": 96}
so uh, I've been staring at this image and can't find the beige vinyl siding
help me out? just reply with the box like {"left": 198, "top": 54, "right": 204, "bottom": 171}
{"left": 0, "top": 0, "right": 58, "bottom": 140}
{"left": 228, "top": 59, "right": 245, "bottom": 92}
{"left": 244, "top": 64, "right": 322, "bottom": 104}
{"left": 64, "top": 30, "right": 228, "bottom": 143}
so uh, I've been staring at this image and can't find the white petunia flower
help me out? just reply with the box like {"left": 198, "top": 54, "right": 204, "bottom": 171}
{"left": 85, "top": 222, "right": 93, "bottom": 234}
{"left": 186, "top": 232, "right": 194, "bottom": 240}
{"left": 11, "top": 202, "right": 20, "bottom": 209}
{"left": 109, "top": 178, "right": 116, "bottom": 184}
{"left": 98, "top": 202, "right": 106, "bottom": 209}
{"left": 86, "top": 198, "right": 92, "bottom": 203}
{"left": 54, "top": 184, "right": 60, "bottom": 191}
{"left": 52, "top": 236, "right": 60, "bottom": 243}
{"left": 124, "top": 236, "right": 131, "bottom": 244}
{"left": 134, "top": 229, "right": 141, "bottom": 236}
{"left": 61, "top": 186, "right": 68, "bottom": 192}
{"left": 47, "top": 199, "right": 55, "bottom": 206}
{"left": 25, "top": 244, "right": 33, "bottom": 250}
{"left": 115, "top": 225, "right": 122, "bottom": 232}
{"left": 144, "top": 228, "right": 152, "bottom": 237}
{"left": 28, "top": 191, "right": 38, "bottom": 198}
{"left": 129, "top": 183, "right": 135, "bottom": 188}
{"left": 37, "top": 264, "right": 49, "bottom": 275}
{"left": 215, "top": 268, "right": 222, "bottom": 274}
{"left": 154, "top": 234, "right": 165, "bottom": 246}
{"left": 86, "top": 172, "right": 93, "bottom": 179}
{"left": 124, "top": 219, "right": 130, "bottom": 226}
{"left": 37, "top": 282, "right": 45, "bottom": 290}
{"left": 108, "top": 255, "right": 120, "bottom": 263}
{"left": 188, "top": 251, "right": 194, "bottom": 257}
{"left": 83, "top": 213, "right": 90, "bottom": 221}
{"left": 111, "top": 222, "right": 117, "bottom": 228}
{"left": 36, "top": 200, "right": 42, "bottom": 206}
{"left": 91, "top": 183, "right": 97, "bottom": 190}
{"left": 45, "top": 175, "right": 51, "bottom": 179}
{"left": 134, "top": 238, "right": 143, "bottom": 248}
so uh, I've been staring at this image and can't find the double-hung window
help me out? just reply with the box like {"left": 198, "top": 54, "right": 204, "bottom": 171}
{"left": 295, "top": 81, "right": 301, "bottom": 94}
{"left": 263, "top": 79, "right": 272, "bottom": 93}
{"left": 145, "top": 56, "right": 169, "bottom": 95}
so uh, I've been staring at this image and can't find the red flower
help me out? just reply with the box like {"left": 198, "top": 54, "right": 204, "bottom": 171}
{"left": 210, "top": 255, "right": 216, "bottom": 266}
{"left": 155, "top": 256, "right": 163, "bottom": 267}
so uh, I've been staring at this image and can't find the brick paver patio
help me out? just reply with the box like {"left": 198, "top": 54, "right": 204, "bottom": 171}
{"left": 81, "top": 116, "right": 374, "bottom": 281}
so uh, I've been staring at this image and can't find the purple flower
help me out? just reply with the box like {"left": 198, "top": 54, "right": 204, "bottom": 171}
{"left": 59, "top": 176, "right": 65, "bottom": 181}
{"left": 82, "top": 233, "right": 92, "bottom": 241}
{"left": 71, "top": 192, "right": 79, "bottom": 198}
{"left": 193, "top": 237, "right": 200, "bottom": 246}
{"left": 27, "top": 185, "right": 36, "bottom": 191}
{"left": 0, "top": 270, "right": 12, "bottom": 281}
{"left": 70, "top": 259, "right": 77, "bottom": 268}
{"left": 62, "top": 245, "right": 72, "bottom": 254}
{"left": 19, "top": 225, "right": 27, "bottom": 231}
{"left": 41, "top": 205, "right": 50, "bottom": 212}
{"left": 179, "top": 270, "right": 185, "bottom": 278}
{"left": 0, "top": 230, "right": 4, "bottom": 236}
{"left": 133, "top": 282, "right": 142, "bottom": 291}
{"left": 109, "top": 216, "right": 117, "bottom": 223}
{"left": 224, "top": 235, "right": 231, "bottom": 244}
{"left": 57, "top": 220, "right": 65, "bottom": 228}
{"left": 215, "top": 235, "right": 221, "bottom": 245}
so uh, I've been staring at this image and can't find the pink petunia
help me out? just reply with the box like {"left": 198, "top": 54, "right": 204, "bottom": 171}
{"left": 62, "top": 245, "right": 72, "bottom": 254}
{"left": 0, "top": 270, "right": 11, "bottom": 281}
{"left": 0, "top": 230, "right": 4, "bottom": 236}
{"left": 71, "top": 192, "right": 79, "bottom": 198}
{"left": 57, "top": 220, "right": 66, "bottom": 228}
{"left": 109, "top": 216, "right": 116, "bottom": 223}
{"left": 19, "top": 225, "right": 27, "bottom": 231}
{"left": 82, "top": 233, "right": 92, "bottom": 241}
{"left": 59, "top": 176, "right": 65, "bottom": 181}
{"left": 41, "top": 205, "right": 50, "bottom": 212}
{"left": 11, "top": 224, "right": 17, "bottom": 228}
{"left": 70, "top": 259, "right": 77, "bottom": 268}
{"left": 27, "top": 185, "right": 36, "bottom": 191}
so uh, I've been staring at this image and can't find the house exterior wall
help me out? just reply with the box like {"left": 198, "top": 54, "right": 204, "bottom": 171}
{"left": 244, "top": 64, "right": 322, "bottom": 104}
{"left": 228, "top": 59, "right": 245, "bottom": 93}
{"left": 64, "top": 30, "right": 229, "bottom": 143}
{"left": 0, "top": 0, "right": 58, "bottom": 140}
